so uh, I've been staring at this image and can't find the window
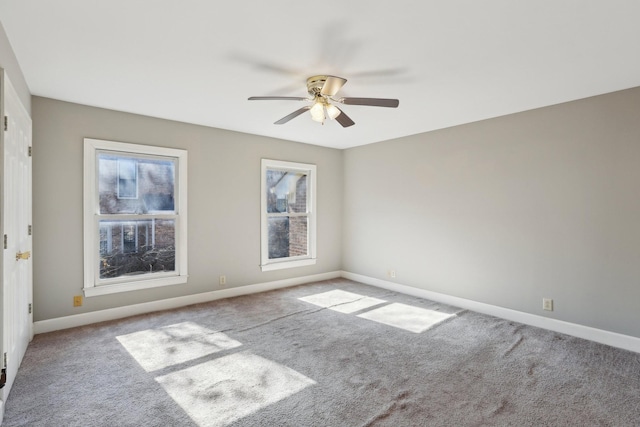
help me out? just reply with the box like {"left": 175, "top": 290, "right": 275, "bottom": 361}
{"left": 261, "top": 159, "right": 316, "bottom": 271}
{"left": 84, "top": 138, "right": 188, "bottom": 296}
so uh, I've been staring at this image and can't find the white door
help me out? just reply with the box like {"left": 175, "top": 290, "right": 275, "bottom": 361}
{"left": 0, "top": 71, "right": 33, "bottom": 421}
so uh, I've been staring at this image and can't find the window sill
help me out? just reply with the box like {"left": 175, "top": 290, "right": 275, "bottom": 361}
{"left": 260, "top": 258, "right": 316, "bottom": 272}
{"left": 83, "top": 274, "right": 188, "bottom": 297}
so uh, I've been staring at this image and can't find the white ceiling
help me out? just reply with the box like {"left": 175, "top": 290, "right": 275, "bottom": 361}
{"left": 1, "top": 1, "right": 640, "bottom": 149}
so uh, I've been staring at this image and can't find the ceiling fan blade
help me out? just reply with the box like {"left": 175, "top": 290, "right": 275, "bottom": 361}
{"left": 274, "top": 106, "right": 311, "bottom": 125}
{"left": 341, "top": 97, "right": 399, "bottom": 108}
{"left": 320, "top": 76, "right": 347, "bottom": 97}
{"left": 334, "top": 107, "right": 355, "bottom": 128}
{"left": 248, "top": 96, "right": 309, "bottom": 101}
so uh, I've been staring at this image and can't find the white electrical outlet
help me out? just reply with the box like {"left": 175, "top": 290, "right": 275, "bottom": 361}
{"left": 543, "top": 298, "right": 553, "bottom": 311}
{"left": 388, "top": 270, "right": 396, "bottom": 279}
{"left": 219, "top": 275, "right": 226, "bottom": 286}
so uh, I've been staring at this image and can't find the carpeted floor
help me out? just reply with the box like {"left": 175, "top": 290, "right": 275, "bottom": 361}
{"left": 3, "top": 279, "right": 640, "bottom": 426}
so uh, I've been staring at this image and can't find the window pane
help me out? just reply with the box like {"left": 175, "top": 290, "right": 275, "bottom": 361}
{"left": 117, "top": 158, "right": 138, "bottom": 199}
{"left": 266, "top": 170, "right": 308, "bottom": 213}
{"left": 99, "top": 219, "right": 176, "bottom": 279}
{"left": 288, "top": 216, "right": 308, "bottom": 256}
{"left": 267, "top": 216, "right": 308, "bottom": 259}
{"left": 99, "top": 225, "right": 109, "bottom": 256}
{"left": 98, "top": 153, "right": 176, "bottom": 214}
{"left": 268, "top": 217, "right": 289, "bottom": 259}
{"left": 122, "top": 223, "right": 137, "bottom": 254}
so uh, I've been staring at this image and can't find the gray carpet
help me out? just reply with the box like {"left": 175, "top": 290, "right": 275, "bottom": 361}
{"left": 3, "top": 279, "right": 640, "bottom": 426}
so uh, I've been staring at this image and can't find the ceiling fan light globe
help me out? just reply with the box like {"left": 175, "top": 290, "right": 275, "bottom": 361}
{"left": 326, "top": 104, "right": 341, "bottom": 120}
{"left": 310, "top": 102, "right": 325, "bottom": 123}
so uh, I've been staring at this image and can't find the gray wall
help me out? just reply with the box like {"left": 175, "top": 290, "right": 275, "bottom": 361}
{"left": 0, "top": 21, "right": 30, "bottom": 114}
{"left": 28, "top": 84, "right": 640, "bottom": 339}
{"left": 343, "top": 87, "right": 640, "bottom": 339}
{"left": 32, "top": 96, "right": 343, "bottom": 321}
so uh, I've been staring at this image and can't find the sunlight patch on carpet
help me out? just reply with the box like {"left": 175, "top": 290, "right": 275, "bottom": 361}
{"left": 298, "top": 289, "right": 386, "bottom": 313}
{"left": 155, "top": 351, "right": 316, "bottom": 427}
{"left": 357, "top": 303, "right": 454, "bottom": 333}
{"left": 117, "top": 321, "right": 242, "bottom": 372}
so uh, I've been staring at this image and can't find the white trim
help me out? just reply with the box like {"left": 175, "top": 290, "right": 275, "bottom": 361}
{"left": 0, "top": 400, "right": 4, "bottom": 425}
{"left": 341, "top": 271, "right": 640, "bottom": 354}
{"left": 34, "top": 271, "right": 341, "bottom": 334}
{"left": 35, "top": 269, "right": 640, "bottom": 354}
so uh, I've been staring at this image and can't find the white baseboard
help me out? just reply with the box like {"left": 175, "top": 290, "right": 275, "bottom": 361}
{"left": 341, "top": 271, "right": 640, "bottom": 354}
{"left": 34, "top": 271, "right": 341, "bottom": 334}
{"left": 33, "top": 269, "right": 640, "bottom": 354}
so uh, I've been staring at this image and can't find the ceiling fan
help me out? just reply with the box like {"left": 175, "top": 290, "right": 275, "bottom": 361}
{"left": 248, "top": 75, "right": 399, "bottom": 127}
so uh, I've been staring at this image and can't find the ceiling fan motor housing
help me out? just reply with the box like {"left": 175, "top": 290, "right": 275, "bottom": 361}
{"left": 307, "top": 75, "right": 330, "bottom": 96}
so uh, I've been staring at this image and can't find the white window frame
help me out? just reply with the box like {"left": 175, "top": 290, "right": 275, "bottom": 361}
{"left": 83, "top": 138, "right": 188, "bottom": 297}
{"left": 261, "top": 159, "right": 317, "bottom": 271}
